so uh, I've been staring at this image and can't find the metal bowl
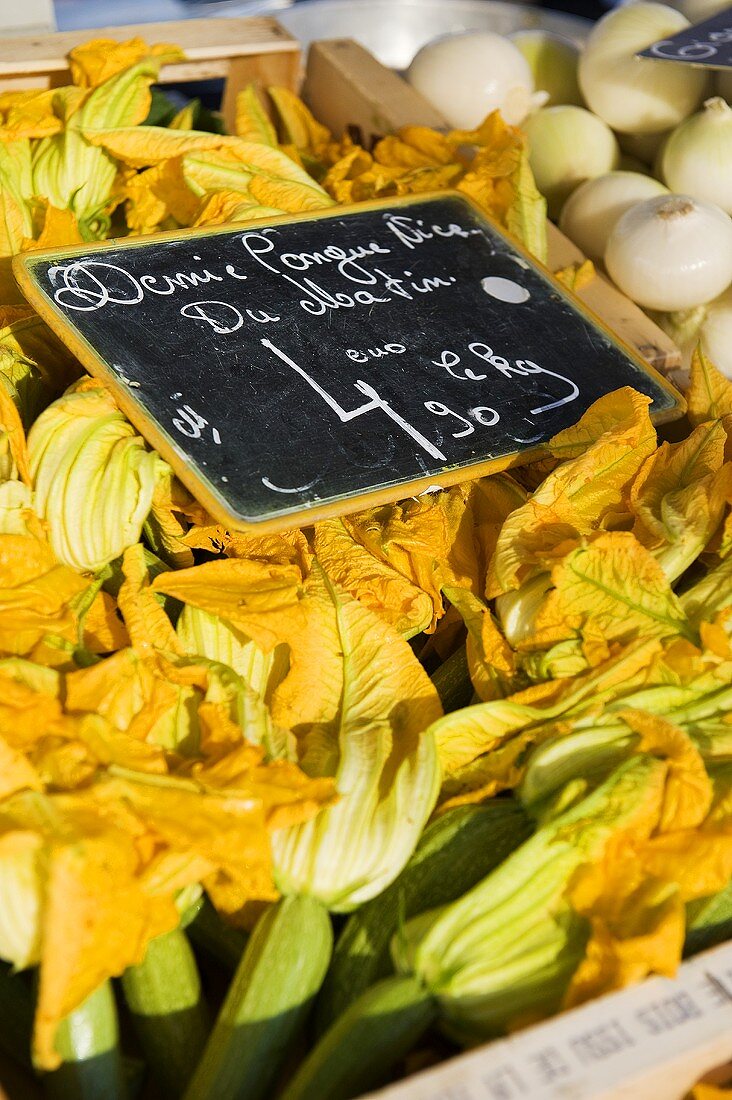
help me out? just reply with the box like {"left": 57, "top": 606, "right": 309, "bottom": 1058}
{"left": 56, "top": 0, "right": 591, "bottom": 71}
{"left": 275, "top": 0, "right": 591, "bottom": 70}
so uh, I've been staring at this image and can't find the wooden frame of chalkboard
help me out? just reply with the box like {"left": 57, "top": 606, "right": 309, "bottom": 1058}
{"left": 14, "top": 192, "right": 684, "bottom": 533}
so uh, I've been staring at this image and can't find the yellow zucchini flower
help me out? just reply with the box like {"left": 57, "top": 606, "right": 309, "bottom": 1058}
{"left": 265, "top": 565, "right": 442, "bottom": 910}
{"left": 393, "top": 755, "right": 668, "bottom": 1044}
{"left": 28, "top": 381, "right": 168, "bottom": 572}
{"left": 167, "top": 555, "right": 443, "bottom": 910}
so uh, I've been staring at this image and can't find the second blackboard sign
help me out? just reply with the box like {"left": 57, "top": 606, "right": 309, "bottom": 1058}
{"left": 15, "top": 194, "right": 682, "bottom": 531}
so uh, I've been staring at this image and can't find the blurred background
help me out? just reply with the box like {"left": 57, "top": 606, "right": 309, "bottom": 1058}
{"left": 47, "top": 0, "right": 602, "bottom": 56}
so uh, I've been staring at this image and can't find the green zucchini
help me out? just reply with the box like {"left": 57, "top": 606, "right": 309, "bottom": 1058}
{"left": 318, "top": 799, "right": 533, "bottom": 1029}
{"left": 121, "top": 926, "right": 209, "bottom": 1095}
{"left": 281, "top": 975, "right": 436, "bottom": 1100}
{"left": 184, "top": 894, "right": 332, "bottom": 1100}
{"left": 188, "top": 896, "right": 248, "bottom": 971}
{"left": 43, "top": 980, "right": 126, "bottom": 1100}
{"left": 0, "top": 961, "right": 33, "bottom": 1069}
{"left": 685, "top": 879, "right": 732, "bottom": 957}
{"left": 430, "top": 646, "right": 474, "bottom": 712}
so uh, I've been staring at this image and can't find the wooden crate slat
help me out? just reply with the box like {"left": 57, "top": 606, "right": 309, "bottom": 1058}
{"left": 305, "top": 37, "right": 447, "bottom": 144}
{"left": 303, "top": 38, "right": 681, "bottom": 375}
{"left": 0, "top": 16, "right": 301, "bottom": 131}
{"left": 0, "top": 17, "right": 299, "bottom": 76}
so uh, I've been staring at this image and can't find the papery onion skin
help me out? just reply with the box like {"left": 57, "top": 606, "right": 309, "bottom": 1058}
{"left": 578, "top": 2, "right": 710, "bottom": 134}
{"left": 676, "top": 0, "right": 730, "bottom": 21}
{"left": 605, "top": 193, "right": 732, "bottom": 312}
{"left": 406, "top": 32, "right": 535, "bottom": 129}
{"left": 559, "top": 171, "right": 668, "bottom": 261}
{"left": 661, "top": 98, "right": 732, "bottom": 215}
{"left": 523, "top": 105, "right": 621, "bottom": 219}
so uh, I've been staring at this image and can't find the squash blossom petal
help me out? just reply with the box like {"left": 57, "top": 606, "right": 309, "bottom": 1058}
{"left": 0, "top": 831, "right": 44, "bottom": 969}
{"left": 177, "top": 603, "right": 288, "bottom": 702}
{"left": 0, "top": 657, "right": 334, "bottom": 1068}
{"left": 496, "top": 572, "right": 553, "bottom": 649}
{"left": 32, "top": 50, "right": 178, "bottom": 239}
{"left": 177, "top": 604, "right": 290, "bottom": 759}
{"left": 270, "top": 565, "right": 442, "bottom": 911}
{"left": 0, "top": 480, "right": 35, "bottom": 535}
{"left": 174, "top": 565, "right": 442, "bottom": 910}
{"left": 28, "top": 382, "right": 168, "bottom": 572}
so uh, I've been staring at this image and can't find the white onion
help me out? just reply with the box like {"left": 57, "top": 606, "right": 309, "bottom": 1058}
{"left": 559, "top": 171, "right": 668, "bottom": 261}
{"left": 697, "top": 286, "right": 732, "bottom": 377}
{"left": 510, "top": 30, "right": 582, "bottom": 106}
{"left": 605, "top": 193, "right": 732, "bottom": 311}
{"left": 406, "top": 32, "right": 537, "bottom": 129}
{"left": 660, "top": 286, "right": 732, "bottom": 383}
{"left": 661, "top": 98, "right": 732, "bottom": 214}
{"left": 578, "top": 2, "right": 710, "bottom": 133}
{"left": 675, "top": 0, "right": 730, "bottom": 21}
{"left": 523, "top": 105, "right": 620, "bottom": 218}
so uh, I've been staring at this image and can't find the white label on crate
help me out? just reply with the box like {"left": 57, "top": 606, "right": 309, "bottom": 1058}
{"left": 369, "top": 941, "right": 732, "bottom": 1100}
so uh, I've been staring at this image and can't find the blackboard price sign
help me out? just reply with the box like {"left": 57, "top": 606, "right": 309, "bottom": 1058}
{"left": 637, "top": 5, "right": 732, "bottom": 68}
{"left": 15, "top": 194, "right": 682, "bottom": 531}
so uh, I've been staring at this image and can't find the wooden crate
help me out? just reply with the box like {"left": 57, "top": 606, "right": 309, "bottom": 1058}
{"left": 0, "top": 16, "right": 301, "bottom": 132}
{"left": 303, "top": 38, "right": 682, "bottom": 376}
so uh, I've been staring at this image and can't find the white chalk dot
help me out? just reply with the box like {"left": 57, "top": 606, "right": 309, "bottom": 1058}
{"left": 481, "top": 276, "right": 530, "bottom": 304}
